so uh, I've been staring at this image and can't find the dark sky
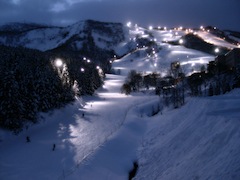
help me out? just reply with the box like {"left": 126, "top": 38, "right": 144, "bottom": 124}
{"left": 0, "top": 0, "right": 240, "bottom": 31}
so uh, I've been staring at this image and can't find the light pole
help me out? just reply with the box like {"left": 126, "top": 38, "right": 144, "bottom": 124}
{"left": 179, "top": 39, "right": 184, "bottom": 44}
{"left": 55, "top": 58, "right": 64, "bottom": 78}
{"left": 55, "top": 59, "right": 63, "bottom": 67}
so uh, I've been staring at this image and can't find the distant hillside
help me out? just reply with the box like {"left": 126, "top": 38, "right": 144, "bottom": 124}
{"left": 0, "top": 22, "right": 52, "bottom": 34}
{"left": 203, "top": 26, "right": 240, "bottom": 46}
{"left": 0, "top": 20, "right": 126, "bottom": 71}
{"left": 169, "top": 33, "right": 230, "bottom": 55}
{"left": 0, "top": 44, "right": 104, "bottom": 132}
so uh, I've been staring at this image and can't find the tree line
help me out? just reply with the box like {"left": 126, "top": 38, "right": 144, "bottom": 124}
{"left": 121, "top": 68, "right": 185, "bottom": 109}
{"left": 121, "top": 59, "right": 240, "bottom": 110}
{"left": 0, "top": 45, "right": 103, "bottom": 133}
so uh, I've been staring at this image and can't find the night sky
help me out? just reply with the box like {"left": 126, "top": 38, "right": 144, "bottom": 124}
{"left": 0, "top": 0, "right": 240, "bottom": 31}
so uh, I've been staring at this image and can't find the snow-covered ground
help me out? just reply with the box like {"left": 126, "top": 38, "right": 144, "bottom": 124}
{"left": 1, "top": 25, "right": 240, "bottom": 180}
{"left": 136, "top": 91, "right": 240, "bottom": 180}
{"left": 113, "top": 28, "right": 214, "bottom": 76}
{"left": 197, "top": 31, "right": 239, "bottom": 49}
{"left": 0, "top": 74, "right": 158, "bottom": 180}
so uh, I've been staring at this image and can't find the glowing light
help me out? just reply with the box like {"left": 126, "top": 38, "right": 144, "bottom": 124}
{"left": 149, "top": 26, "right": 153, "bottom": 30}
{"left": 87, "top": 59, "right": 91, "bottom": 63}
{"left": 179, "top": 26, "right": 183, "bottom": 30}
{"left": 81, "top": 68, "right": 84, "bottom": 72}
{"left": 215, "top": 48, "right": 220, "bottom": 53}
{"left": 164, "top": 27, "right": 167, "bottom": 30}
{"left": 175, "top": 32, "right": 178, "bottom": 36}
{"left": 109, "top": 60, "right": 112, "bottom": 64}
{"left": 200, "top": 26, "right": 204, "bottom": 29}
{"left": 154, "top": 63, "right": 157, "bottom": 67}
{"left": 158, "top": 26, "right": 161, "bottom": 29}
{"left": 83, "top": 57, "right": 86, "bottom": 61}
{"left": 55, "top": 59, "right": 63, "bottom": 67}
{"left": 127, "top": 21, "right": 132, "bottom": 27}
{"left": 96, "top": 66, "right": 100, "bottom": 69}
{"left": 179, "top": 39, "right": 184, "bottom": 44}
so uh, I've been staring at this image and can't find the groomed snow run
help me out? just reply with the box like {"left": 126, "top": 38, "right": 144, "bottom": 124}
{"left": 1, "top": 25, "right": 240, "bottom": 180}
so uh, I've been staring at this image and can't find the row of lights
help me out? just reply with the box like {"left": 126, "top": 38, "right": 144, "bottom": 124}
{"left": 178, "top": 40, "right": 220, "bottom": 54}
{"left": 127, "top": 22, "right": 221, "bottom": 35}
{"left": 127, "top": 22, "right": 226, "bottom": 54}
{"left": 55, "top": 58, "right": 105, "bottom": 73}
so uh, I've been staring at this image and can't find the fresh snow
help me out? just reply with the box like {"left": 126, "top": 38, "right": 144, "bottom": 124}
{"left": 0, "top": 21, "right": 122, "bottom": 52}
{"left": 136, "top": 91, "right": 240, "bottom": 180}
{"left": 197, "top": 31, "right": 238, "bottom": 49}
{"left": 1, "top": 25, "right": 240, "bottom": 180}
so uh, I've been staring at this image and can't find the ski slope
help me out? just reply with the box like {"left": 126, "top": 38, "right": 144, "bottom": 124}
{"left": 114, "top": 27, "right": 215, "bottom": 76}
{"left": 197, "top": 31, "right": 239, "bottom": 49}
{"left": 136, "top": 90, "right": 240, "bottom": 180}
{"left": 1, "top": 24, "right": 240, "bottom": 180}
{"left": 0, "top": 74, "right": 158, "bottom": 180}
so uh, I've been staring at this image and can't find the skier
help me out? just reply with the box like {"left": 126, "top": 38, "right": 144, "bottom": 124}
{"left": 52, "top": 144, "right": 56, "bottom": 151}
{"left": 26, "top": 136, "right": 30, "bottom": 143}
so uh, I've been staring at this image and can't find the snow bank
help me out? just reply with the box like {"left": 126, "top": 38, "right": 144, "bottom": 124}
{"left": 136, "top": 89, "right": 240, "bottom": 180}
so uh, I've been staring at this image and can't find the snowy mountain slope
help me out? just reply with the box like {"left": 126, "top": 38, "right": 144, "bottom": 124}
{"left": 197, "top": 30, "right": 239, "bottom": 49}
{"left": 0, "top": 74, "right": 158, "bottom": 180}
{"left": 224, "top": 30, "right": 240, "bottom": 44}
{"left": 136, "top": 90, "right": 240, "bottom": 180}
{"left": 113, "top": 38, "right": 214, "bottom": 76}
{"left": 1, "top": 21, "right": 240, "bottom": 180}
{"left": 0, "top": 20, "right": 125, "bottom": 52}
{"left": 112, "top": 24, "right": 239, "bottom": 77}
{"left": 0, "top": 21, "right": 238, "bottom": 61}
{"left": 152, "top": 28, "right": 185, "bottom": 42}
